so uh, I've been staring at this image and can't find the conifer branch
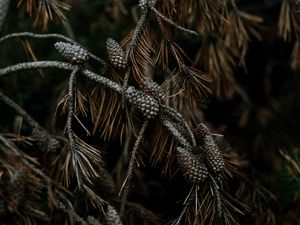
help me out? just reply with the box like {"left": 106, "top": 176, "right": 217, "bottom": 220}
{"left": 162, "top": 105, "right": 196, "bottom": 147}
{"left": 0, "top": 32, "right": 77, "bottom": 45}
{"left": 0, "top": 32, "right": 106, "bottom": 66}
{"left": 0, "top": 90, "right": 42, "bottom": 130}
{"left": 122, "top": 68, "right": 131, "bottom": 108}
{"left": 171, "top": 185, "right": 196, "bottom": 225}
{"left": 127, "top": 11, "right": 148, "bottom": 52}
{"left": 119, "top": 119, "right": 149, "bottom": 214}
{"left": 0, "top": 91, "right": 61, "bottom": 152}
{"left": 122, "top": 10, "right": 148, "bottom": 101}
{"left": 159, "top": 115, "right": 192, "bottom": 151}
{"left": 0, "top": 61, "right": 122, "bottom": 93}
{"left": 66, "top": 67, "right": 80, "bottom": 154}
{"left": 150, "top": 6, "right": 198, "bottom": 36}
{"left": 209, "top": 174, "right": 223, "bottom": 218}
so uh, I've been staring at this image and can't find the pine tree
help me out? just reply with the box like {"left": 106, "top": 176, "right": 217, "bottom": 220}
{"left": 0, "top": 1, "right": 300, "bottom": 224}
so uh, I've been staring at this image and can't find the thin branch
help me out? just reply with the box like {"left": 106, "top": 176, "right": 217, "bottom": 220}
{"left": 0, "top": 32, "right": 106, "bottom": 66}
{"left": 66, "top": 67, "right": 80, "bottom": 153}
{"left": 162, "top": 105, "right": 196, "bottom": 147}
{"left": 150, "top": 6, "right": 198, "bottom": 36}
{"left": 122, "top": 11, "right": 148, "bottom": 103}
{"left": 0, "top": 90, "right": 42, "bottom": 129}
{"left": 122, "top": 68, "right": 131, "bottom": 108}
{"left": 119, "top": 119, "right": 149, "bottom": 214}
{"left": 0, "top": 61, "right": 122, "bottom": 93}
{"left": 127, "top": 11, "right": 149, "bottom": 52}
{"left": 209, "top": 174, "right": 223, "bottom": 219}
{"left": 0, "top": 32, "right": 77, "bottom": 45}
{"left": 159, "top": 115, "right": 192, "bottom": 151}
{"left": 171, "top": 185, "right": 197, "bottom": 225}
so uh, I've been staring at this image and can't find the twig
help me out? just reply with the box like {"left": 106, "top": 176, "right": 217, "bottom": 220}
{"left": 150, "top": 6, "right": 198, "bottom": 36}
{"left": 209, "top": 174, "right": 223, "bottom": 218}
{"left": 159, "top": 115, "right": 192, "bottom": 151}
{"left": 66, "top": 67, "right": 80, "bottom": 153}
{"left": 0, "top": 32, "right": 76, "bottom": 44}
{"left": 171, "top": 185, "right": 197, "bottom": 225}
{"left": 119, "top": 119, "right": 149, "bottom": 214}
{"left": 122, "top": 68, "right": 131, "bottom": 108}
{"left": 127, "top": 11, "right": 149, "bottom": 51}
{"left": 162, "top": 105, "right": 196, "bottom": 147}
{"left": 0, "top": 90, "right": 42, "bottom": 129}
{"left": 0, "top": 61, "right": 122, "bottom": 93}
{"left": 0, "top": 32, "right": 106, "bottom": 66}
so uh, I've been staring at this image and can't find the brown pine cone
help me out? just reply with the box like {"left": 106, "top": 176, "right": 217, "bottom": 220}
{"left": 176, "top": 147, "right": 208, "bottom": 184}
{"left": 141, "top": 79, "right": 165, "bottom": 103}
{"left": 202, "top": 135, "right": 225, "bottom": 174}
{"left": 106, "top": 38, "right": 127, "bottom": 69}
{"left": 54, "top": 42, "right": 89, "bottom": 64}
{"left": 125, "top": 86, "right": 160, "bottom": 119}
{"left": 194, "top": 124, "right": 225, "bottom": 174}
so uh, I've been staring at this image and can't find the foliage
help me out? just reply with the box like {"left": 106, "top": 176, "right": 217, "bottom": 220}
{"left": 0, "top": 0, "right": 300, "bottom": 225}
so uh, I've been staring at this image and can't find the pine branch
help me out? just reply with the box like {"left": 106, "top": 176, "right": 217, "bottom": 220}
{"left": 150, "top": 6, "right": 198, "bottom": 36}
{"left": 159, "top": 115, "right": 192, "bottom": 151}
{"left": 127, "top": 11, "right": 149, "bottom": 52}
{"left": 66, "top": 67, "right": 80, "bottom": 154}
{"left": 0, "top": 32, "right": 106, "bottom": 66}
{"left": 162, "top": 105, "right": 196, "bottom": 147}
{"left": 121, "top": 11, "right": 149, "bottom": 102}
{"left": 122, "top": 68, "right": 130, "bottom": 108}
{"left": 0, "top": 90, "right": 61, "bottom": 151}
{"left": 209, "top": 174, "right": 223, "bottom": 219}
{"left": 0, "top": 61, "right": 122, "bottom": 93}
{"left": 119, "top": 119, "right": 149, "bottom": 214}
{"left": 171, "top": 185, "right": 197, "bottom": 225}
{"left": 0, "top": 90, "right": 42, "bottom": 130}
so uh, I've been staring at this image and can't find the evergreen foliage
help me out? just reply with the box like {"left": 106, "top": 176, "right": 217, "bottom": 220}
{"left": 0, "top": 0, "right": 300, "bottom": 224}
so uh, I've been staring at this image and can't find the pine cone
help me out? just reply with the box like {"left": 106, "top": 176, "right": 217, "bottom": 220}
{"left": 0, "top": 0, "right": 10, "bottom": 30}
{"left": 106, "top": 38, "right": 127, "bottom": 69}
{"left": 193, "top": 123, "right": 210, "bottom": 142}
{"left": 54, "top": 42, "right": 89, "bottom": 64}
{"left": 194, "top": 124, "right": 225, "bottom": 173}
{"left": 125, "top": 86, "right": 160, "bottom": 119}
{"left": 202, "top": 135, "right": 225, "bottom": 174}
{"left": 176, "top": 147, "right": 208, "bottom": 184}
{"left": 0, "top": 170, "right": 26, "bottom": 215}
{"left": 141, "top": 79, "right": 165, "bottom": 103}
{"left": 32, "top": 128, "right": 60, "bottom": 152}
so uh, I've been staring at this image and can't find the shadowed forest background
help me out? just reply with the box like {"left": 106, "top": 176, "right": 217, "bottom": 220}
{"left": 0, "top": 0, "right": 300, "bottom": 225}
